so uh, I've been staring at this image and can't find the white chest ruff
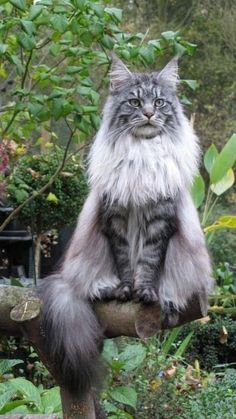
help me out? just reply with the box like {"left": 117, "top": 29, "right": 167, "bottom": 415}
{"left": 89, "top": 127, "right": 199, "bottom": 206}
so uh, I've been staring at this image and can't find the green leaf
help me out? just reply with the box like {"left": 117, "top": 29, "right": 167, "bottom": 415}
{"left": 210, "top": 133, "right": 236, "bottom": 183}
{"left": 174, "top": 331, "right": 194, "bottom": 358}
{"left": 46, "top": 192, "right": 58, "bottom": 204}
{"left": 15, "top": 189, "right": 29, "bottom": 203}
{"left": 9, "top": 55, "right": 24, "bottom": 75}
{"left": 67, "top": 66, "right": 82, "bottom": 74}
{"left": 90, "top": 3, "right": 104, "bottom": 17}
{"left": 161, "top": 31, "right": 178, "bottom": 41}
{"left": 28, "top": 5, "right": 44, "bottom": 20}
{"left": 118, "top": 344, "right": 146, "bottom": 372}
{"left": 9, "top": 0, "right": 26, "bottom": 11}
{"left": 18, "top": 33, "right": 36, "bottom": 51}
{"left": 50, "top": 15, "right": 68, "bottom": 33}
{"left": 204, "top": 144, "right": 219, "bottom": 174}
{"left": 109, "top": 386, "right": 137, "bottom": 409}
{"left": 174, "top": 42, "right": 186, "bottom": 56}
{"left": 100, "top": 35, "right": 115, "bottom": 50}
{"left": 0, "top": 390, "right": 17, "bottom": 411}
{"left": 0, "top": 359, "right": 24, "bottom": 376}
{"left": 105, "top": 7, "right": 122, "bottom": 23}
{"left": 102, "top": 339, "right": 118, "bottom": 364}
{"left": 21, "top": 20, "right": 36, "bottom": 36}
{"left": 0, "top": 399, "right": 28, "bottom": 415}
{"left": 210, "top": 169, "right": 235, "bottom": 196}
{"left": 148, "top": 39, "right": 161, "bottom": 50}
{"left": 28, "top": 102, "right": 44, "bottom": 117}
{"left": 162, "top": 327, "right": 181, "bottom": 356}
{"left": 139, "top": 46, "right": 154, "bottom": 65}
{"left": 182, "top": 79, "right": 198, "bottom": 90}
{"left": 10, "top": 378, "right": 43, "bottom": 412}
{"left": 191, "top": 174, "right": 205, "bottom": 208}
{"left": 0, "top": 44, "right": 7, "bottom": 55}
{"left": 41, "top": 387, "right": 61, "bottom": 413}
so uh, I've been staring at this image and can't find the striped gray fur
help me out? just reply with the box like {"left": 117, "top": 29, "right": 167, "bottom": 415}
{"left": 99, "top": 196, "right": 178, "bottom": 302}
{"left": 39, "top": 56, "right": 213, "bottom": 394}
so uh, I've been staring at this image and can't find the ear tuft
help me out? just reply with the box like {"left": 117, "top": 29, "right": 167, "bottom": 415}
{"left": 157, "top": 57, "right": 179, "bottom": 90}
{"left": 109, "top": 53, "right": 132, "bottom": 91}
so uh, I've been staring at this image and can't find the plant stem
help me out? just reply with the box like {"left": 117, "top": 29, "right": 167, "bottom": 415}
{"left": 202, "top": 186, "right": 213, "bottom": 226}
{"left": 2, "top": 110, "right": 20, "bottom": 137}
{"left": 21, "top": 50, "right": 33, "bottom": 90}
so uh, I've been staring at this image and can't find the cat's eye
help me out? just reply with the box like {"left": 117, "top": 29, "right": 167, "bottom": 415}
{"left": 128, "top": 98, "right": 141, "bottom": 107}
{"left": 154, "top": 98, "right": 165, "bottom": 107}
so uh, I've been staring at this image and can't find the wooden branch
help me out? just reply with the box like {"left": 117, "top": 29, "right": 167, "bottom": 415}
{"left": 0, "top": 284, "right": 204, "bottom": 418}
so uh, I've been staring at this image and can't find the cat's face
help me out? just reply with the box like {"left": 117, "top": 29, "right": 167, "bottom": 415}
{"left": 108, "top": 57, "right": 181, "bottom": 140}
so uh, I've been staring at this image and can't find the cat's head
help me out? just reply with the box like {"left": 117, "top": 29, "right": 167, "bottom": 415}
{"left": 106, "top": 55, "right": 181, "bottom": 140}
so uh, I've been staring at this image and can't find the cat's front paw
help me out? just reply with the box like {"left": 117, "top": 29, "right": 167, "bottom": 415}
{"left": 134, "top": 286, "right": 159, "bottom": 304}
{"left": 115, "top": 284, "right": 133, "bottom": 301}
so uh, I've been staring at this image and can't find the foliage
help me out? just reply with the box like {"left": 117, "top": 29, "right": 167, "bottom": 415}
{"left": 180, "top": 314, "right": 236, "bottom": 371}
{"left": 101, "top": 328, "right": 193, "bottom": 418}
{"left": 181, "top": 369, "right": 236, "bottom": 419}
{"left": 7, "top": 147, "right": 87, "bottom": 232}
{"left": 115, "top": 0, "right": 236, "bottom": 149}
{"left": 0, "top": 358, "right": 61, "bottom": 416}
{"left": 0, "top": 0, "right": 193, "bottom": 145}
{"left": 191, "top": 134, "right": 236, "bottom": 245}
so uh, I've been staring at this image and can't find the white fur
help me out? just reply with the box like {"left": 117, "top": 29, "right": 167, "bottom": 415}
{"left": 89, "top": 101, "right": 200, "bottom": 206}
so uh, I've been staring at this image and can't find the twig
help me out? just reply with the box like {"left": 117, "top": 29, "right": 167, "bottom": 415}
{"left": 21, "top": 50, "right": 33, "bottom": 90}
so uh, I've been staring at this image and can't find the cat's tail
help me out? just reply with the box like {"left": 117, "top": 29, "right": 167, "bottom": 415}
{"left": 38, "top": 274, "right": 103, "bottom": 395}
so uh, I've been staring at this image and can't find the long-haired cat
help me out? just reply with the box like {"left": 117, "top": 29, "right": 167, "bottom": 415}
{"left": 38, "top": 56, "right": 212, "bottom": 395}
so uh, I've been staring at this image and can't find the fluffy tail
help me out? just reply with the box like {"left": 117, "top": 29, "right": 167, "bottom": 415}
{"left": 38, "top": 274, "right": 103, "bottom": 395}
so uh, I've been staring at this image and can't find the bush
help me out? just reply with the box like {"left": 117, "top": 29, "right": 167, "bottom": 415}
{"left": 7, "top": 148, "right": 88, "bottom": 232}
{"left": 179, "top": 315, "right": 236, "bottom": 370}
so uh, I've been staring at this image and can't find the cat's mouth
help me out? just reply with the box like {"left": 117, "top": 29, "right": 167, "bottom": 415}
{"left": 132, "top": 122, "right": 161, "bottom": 139}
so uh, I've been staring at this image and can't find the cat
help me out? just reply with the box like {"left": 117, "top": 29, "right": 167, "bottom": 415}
{"left": 38, "top": 56, "right": 213, "bottom": 395}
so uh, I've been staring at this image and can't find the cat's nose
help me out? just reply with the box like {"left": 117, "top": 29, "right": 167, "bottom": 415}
{"left": 143, "top": 110, "right": 154, "bottom": 119}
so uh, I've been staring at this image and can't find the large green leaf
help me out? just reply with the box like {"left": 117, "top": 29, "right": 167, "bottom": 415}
{"left": 204, "top": 144, "right": 218, "bottom": 174}
{"left": 18, "top": 33, "right": 36, "bottom": 51}
{"left": 210, "top": 133, "right": 236, "bottom": 183}
{"left": 0, "top": 399, "right": 29, "bottom": 415}
{"left": 9, "top": 0, "right": 26, "bottom": 11}
{"left": 50, "top": 15, "right": 68, "bottom": 33}
{"left": 0, "top": 390, "right": 16, "bottom": 411}
{"left": 102, "top": 339, "right": 118, "bottom": 364}
{"left": 210, "top": 169, "right": 235, "bottom": 196}
{"left": 191, "top": 174, "right": 205, "bottom": 208}
{"left": 28, "top": 4, "right": 44, "bottom": 20}
{"left": 41, "top": 387, "right": 61, "bottom": 414}
{"left": 118, "top": 343, "right": 146, "bottom": 372}
{"left": 10, "top": 378, "right": 43, "bottom": 412}
{"left": 109, "top": 386, "right": 137, "bottom": 409}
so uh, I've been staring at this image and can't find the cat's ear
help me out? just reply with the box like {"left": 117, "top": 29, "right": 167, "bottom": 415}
{"left": 157, "top": 57, "right": 179, "bottom": 90}
{"left": 109, "top": 54, "right": 132, "bottom": 91}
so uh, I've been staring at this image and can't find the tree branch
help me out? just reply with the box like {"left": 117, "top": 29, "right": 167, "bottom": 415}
{"left": 0, "top": 284, "right": 205, "bottom": 418}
